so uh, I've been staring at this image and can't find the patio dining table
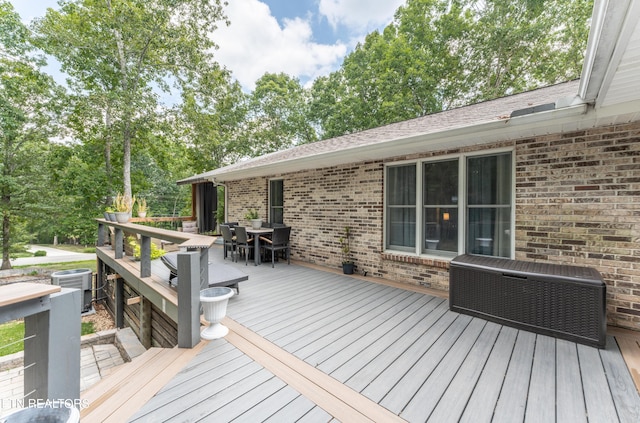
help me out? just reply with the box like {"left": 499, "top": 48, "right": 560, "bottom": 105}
{"left": 245, "top": 227, "right": 273, "bottom": 265}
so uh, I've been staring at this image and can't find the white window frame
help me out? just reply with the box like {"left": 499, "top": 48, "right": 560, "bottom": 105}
{"left": 383, "top": 148, "right": 515, "bottom": 259}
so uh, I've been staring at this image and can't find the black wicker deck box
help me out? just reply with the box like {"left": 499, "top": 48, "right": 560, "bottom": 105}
{"left": 449, "top": 255, "right": 606, "bottom": 348}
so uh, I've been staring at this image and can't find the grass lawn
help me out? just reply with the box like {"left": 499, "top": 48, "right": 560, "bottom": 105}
{"left": 0, "top": 320, "right": 94, "bottom": 357}
{"left": 15, "top": 260, "right": 98, "bottom": 272}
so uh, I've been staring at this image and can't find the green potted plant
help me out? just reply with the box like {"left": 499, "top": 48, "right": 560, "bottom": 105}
{"left": 113, "top": 193, "right": 135, "bottom": 223}
{"left": 104, "top": 206, "right": 116, "bottom": 222}
{"left": 339, "top": 226, "right": 355, "bottom": 274}
{"left": 137, "top": 197, "right": 148, "bottom": 218}
{"left": 245, "top": 208, "right": 262, "bottom": 229}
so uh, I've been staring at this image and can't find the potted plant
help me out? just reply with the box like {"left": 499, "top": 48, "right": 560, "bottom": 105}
{"left": 104, "top": 206, "right": 116, "bottom": 221}
{"left": 137, "top": 197, "right": 148, "bottom": 218}
{"left": 245, "top": 208, "right": 262, "bottom": 229}
{"left": 340, "top": 226, "right": 355, "bottom": 274}
{"left": 113, "top": 193, "right": 135, "bottom": 223}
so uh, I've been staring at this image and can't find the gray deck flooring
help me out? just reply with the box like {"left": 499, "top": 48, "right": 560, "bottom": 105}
{"left": 131, "top": 250, "right": 640, "bottom": 422}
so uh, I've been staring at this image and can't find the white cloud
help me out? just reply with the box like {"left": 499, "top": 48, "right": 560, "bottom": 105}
{"left": 213, "top": 0, "right": 348, "bottom": 91}
{"left": 318, "top": 0, "right": 405, "bottom": 32}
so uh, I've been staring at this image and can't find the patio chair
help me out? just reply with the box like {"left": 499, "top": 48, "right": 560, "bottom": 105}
{"left": 160, "top": 252, "right": 247, "bottom": 294}
{"left": 259, "top": 226, "right": 291, "bottom": 268}
{"left": 234, "top": 226, "right": 255, "bottom": 266}
{"left": 220, "top": 224, "right": 236, "bottom": 261}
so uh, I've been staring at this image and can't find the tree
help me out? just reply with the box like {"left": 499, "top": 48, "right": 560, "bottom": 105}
{"left": 0, "top": 2, "right": 64, "bottom": 268}
{"left": 310, "top": 0, "right": 592, "bottom": 138}
{"left": 463, "top": 0, "right": 592, "bottom": 102}
{"left": 179, "top": 67, "right": 249, "bottom": 173}
{"left": 33, "top": 0, "right": 230, "bottom": 200}
{"left": 245, "top": 73, "right": 317, "bottom": 155}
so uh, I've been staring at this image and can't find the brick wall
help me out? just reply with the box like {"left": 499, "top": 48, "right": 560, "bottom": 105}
{"left": 227, "top": 162, "right": 386, "bottom": 274}
{"left": 224, "top": 121, "right": 640, "bottom": 330}
{"left": 515, "top": 121, "right": 640, "bottom": 330}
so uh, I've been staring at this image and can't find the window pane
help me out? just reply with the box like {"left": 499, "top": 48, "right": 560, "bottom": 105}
{"left": 467, "top": 153, "right": 511, "bottom": 206}
{"left": 466, "top": 152, "right": 512, "bottom": 258}
{"left": 386, "top": 164, "right": 416, "bottom": 249}
{"left": 387, "top": 165, "right": 416, "bottom": 206}
{"left": 423, "top": 160, "right": 458, "bottom": 205}
{"left": 270, "top": 180, "right": 283, "bottom": 206}
{"left": 424, "top": 207, "right": 458, "bottom": 253}
{"left": 422, "top": 159, "right": 458, "bottom": 255}
{"left": 271, "top": 207, "right": 284, "bottom": 224}
{"left": 269, "top": 180, "right": 284, "bottom": 224}
{"left": 388, "top": 208, "right": 416, "bottom": 248}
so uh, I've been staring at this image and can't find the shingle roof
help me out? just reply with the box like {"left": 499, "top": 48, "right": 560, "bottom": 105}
{"left": 179, "top": 80, "right": 581, "bottom": 184}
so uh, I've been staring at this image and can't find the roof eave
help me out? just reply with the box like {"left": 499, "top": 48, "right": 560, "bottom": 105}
{"left": 211, "top": 103, "right": 589, "bottom": 182}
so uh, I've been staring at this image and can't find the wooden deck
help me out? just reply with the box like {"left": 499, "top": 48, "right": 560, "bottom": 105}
{"left": 123, "top": 249, "right": 640, "bottom": 422}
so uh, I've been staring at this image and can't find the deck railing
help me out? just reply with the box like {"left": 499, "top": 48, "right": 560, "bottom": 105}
{"left": 0, "top": 283, "right": 81, "bottom": 409}
{"left": 96, "top": 219, "right": 215, "bottom": 348}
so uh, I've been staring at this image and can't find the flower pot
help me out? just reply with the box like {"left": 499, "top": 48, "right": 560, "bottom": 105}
{"left": 138, "top": 211, "right": 147, "bottom": 218}
{"left": 342, "top": 262, "right": 355, "bottom": 275}
{"left": 114, "top": 212, "right": 130, "bottom": 223}
{"left": 251, "top": 219, "right": 262, "bottom": 229}
{"left": 108, "top": 212, "right": 116, "bottom": 221}
{"left": 103, "top": 212, "right": 110, "bottom": 221}
{"left": 200, "top": 287, "right": 234, "bottom": 340}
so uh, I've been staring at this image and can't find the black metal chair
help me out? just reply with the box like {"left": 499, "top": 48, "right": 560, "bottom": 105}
{"left": 259, "top": 226, "right": 291, "bottom": 268}
{"left": 220, "top": 224, "right": 236, "bottom": 261}
{"left": 234, "top": 226, "right": 255, "bottom": 266}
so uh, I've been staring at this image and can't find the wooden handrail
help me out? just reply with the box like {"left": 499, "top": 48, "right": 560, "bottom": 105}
{"left": 96, "top": 219, "right": 216, "bottom": 249}
{"left": 0, "top": 283, "right": 61, "bottom": 308}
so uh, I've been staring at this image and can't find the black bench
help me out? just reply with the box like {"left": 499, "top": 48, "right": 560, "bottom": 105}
{"left": 449, "top": 254, "right": 606, "bottom": 348}
{"left": 160, "top": 252, "right": 248, "bottom": 294}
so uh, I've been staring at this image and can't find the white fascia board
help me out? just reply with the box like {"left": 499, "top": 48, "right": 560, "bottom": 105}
{"left": 578, "top": 0, "right": 632, "bottom": 102}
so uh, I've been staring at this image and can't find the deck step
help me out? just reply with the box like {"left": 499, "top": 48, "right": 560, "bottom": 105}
{"left": 80, "top": 343, "right": 206, "bottom": 423}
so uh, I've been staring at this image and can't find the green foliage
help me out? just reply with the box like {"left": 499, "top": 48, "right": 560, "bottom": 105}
{"left": 245, "top": 73, "right": 317, "bottom": 154}
{"left": 33, "top": 250, "right": 47, "bottom": 257}
{"left": 244, "top": 208, "right": 259, "bottom": 220}
{"left": 339, "top": 226, "right": 353, "bottom": 264}
{"left": 0, "top": 321, "right": 94, "bottom": 356}
{"left": 127, "top": 236, "right": 166, "bottom": 261}
{"left": 0, "top": 2, "right": 65, "bottom": 269}
{"left": 310, "top": 0, "right": 593, "bottom": 138}
{"left": 33, "top": 0, "right": 229, "bottom": 199}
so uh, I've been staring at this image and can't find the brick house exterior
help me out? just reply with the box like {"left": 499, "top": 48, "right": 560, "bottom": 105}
{"left": 218, "top": 122, "right": 640, "bottom": 330}
{"left": 179, "top": 2, "right": 640, "bottom": 331}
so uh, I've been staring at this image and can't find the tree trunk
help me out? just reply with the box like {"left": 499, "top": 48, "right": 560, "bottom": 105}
{"left": 1, "top": 210, "right": 11, "bottom": 270}
{"left": 105, "top": 108, "right": 112, "bottom": 197}
{"left": 123, "top": 122, "right": 132, "bottom": 199}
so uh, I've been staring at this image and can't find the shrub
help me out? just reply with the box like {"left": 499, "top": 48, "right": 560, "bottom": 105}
{"left": 33, "top": 250, "right": 47, "bottom": 257}
{"left": 127, "top": 237, "right": 165, "bottom": 260}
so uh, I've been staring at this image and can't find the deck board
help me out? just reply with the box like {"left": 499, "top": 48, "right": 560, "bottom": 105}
{"left": 126, "top": 248, "right": 640, "bottom": 422}
{"left": 459, "top": 326, "right": 518, "bottom": 423}
{"left": 427, "top": 321, "right": 501, "bottom": 423}
{"left": 556, "top": 339, "right": 587, "bottom": 423}
{"left": 525, "top": 335, "right": 556, "bottom": 422}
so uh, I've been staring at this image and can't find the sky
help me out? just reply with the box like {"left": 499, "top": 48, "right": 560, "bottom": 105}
{"left": 9, "top": 0, "right": 405, "bottom": 91}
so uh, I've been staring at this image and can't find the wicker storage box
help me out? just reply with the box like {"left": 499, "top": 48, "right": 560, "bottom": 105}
{"left": 449, "top": 254, "right": 606, "bottom": 348}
